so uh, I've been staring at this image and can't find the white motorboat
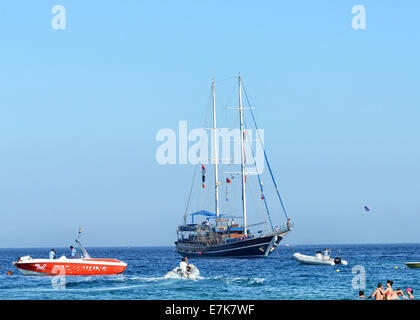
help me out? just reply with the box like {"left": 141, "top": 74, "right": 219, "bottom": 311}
{"left": 404, "top": 262, "right": 420, "bottom": 268}
{"left": 293, "top": 251, "right": 348, "bottom": 266}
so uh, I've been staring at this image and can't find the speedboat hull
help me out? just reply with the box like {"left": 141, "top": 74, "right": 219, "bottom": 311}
{"left": 14, "top": 256, "right": 127, "bottom": 276}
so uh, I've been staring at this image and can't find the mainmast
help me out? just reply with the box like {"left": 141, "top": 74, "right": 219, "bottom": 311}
{"left": 238, "top": 75, "right": 248, "bottom": 235}
{"left": 212, "top": 79, "right": 220, "bottom": 219}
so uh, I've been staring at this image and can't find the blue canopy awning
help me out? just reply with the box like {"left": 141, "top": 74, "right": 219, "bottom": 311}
{"left": 191, "top": 210, "right": 217, "bottom": 217}
{"left": 190, "top": 210, "right": 216, "bottom": 223}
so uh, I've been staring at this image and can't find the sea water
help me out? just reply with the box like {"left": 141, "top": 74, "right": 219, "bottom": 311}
{"left": 0, "top": 244, "right": 419, "bottom": 300}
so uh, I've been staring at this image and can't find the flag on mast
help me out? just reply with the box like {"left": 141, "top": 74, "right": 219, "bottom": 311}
{"left": 201, "top": 164, "right": 206, "bottom": 188}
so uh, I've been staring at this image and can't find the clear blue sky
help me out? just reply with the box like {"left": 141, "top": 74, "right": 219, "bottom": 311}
{"left": 0, "top": 1, "right": 419, "bottom": 247}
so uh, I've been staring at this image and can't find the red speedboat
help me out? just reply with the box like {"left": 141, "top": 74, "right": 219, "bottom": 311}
{"left": 13, "top": 229, "right": 127, "bottom": 276}
{"left": 14, "top": 256, "right": 127, "bottom": 276}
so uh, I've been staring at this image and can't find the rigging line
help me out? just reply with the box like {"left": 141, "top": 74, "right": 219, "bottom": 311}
{"left": 246, "top": 174, "right": 269, "bottom": 222}
{"left": 243, "top": 119, "right": 274, "bottom": 231}
{"left": 191, "top": 84, "right": 213, "bottom": 217}
{"left": 222, "top": 80, "right": 238, "bottom": 129}
{"left": 184, "top": 164, "right": 199, "bottom": 224}
{"left": 242, "top": 84, "right": 290, "bottom": 221}
{"left": 196, "top": 85, "right": 213, "bottom": 139}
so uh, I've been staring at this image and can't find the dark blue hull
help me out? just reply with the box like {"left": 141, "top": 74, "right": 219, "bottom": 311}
{"left": 175, "top": 234, "right": 283, "bottom": 258}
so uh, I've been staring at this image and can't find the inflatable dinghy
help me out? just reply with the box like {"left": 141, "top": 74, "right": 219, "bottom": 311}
{"left": 293, "top": 252, "right": 348, "bottom": 266}
{"left": 164, "top": 263, "right": 200, "bottom": 279}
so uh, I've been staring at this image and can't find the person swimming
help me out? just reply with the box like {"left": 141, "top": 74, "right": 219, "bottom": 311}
{"left": 405, "top": 288, "right": 414, "bottom": 299}
{"left": 384, "top": 280, "right": 394, "bottom": 300}
{"left": 367, "top": 281, "right": 413, "bottom": 300}
{"left": 395, "top": 288, "right": 406, "bottom": 299}
{"left": 358, "top": 290, "right": 368, "bottom": 299}
{"left": 368, "top": 282, "right": 384, "bottom": 300}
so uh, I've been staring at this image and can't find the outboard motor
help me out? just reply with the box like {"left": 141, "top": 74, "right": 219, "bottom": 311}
{"left": 334, "top": 257, "right": 342, "bottom": 265}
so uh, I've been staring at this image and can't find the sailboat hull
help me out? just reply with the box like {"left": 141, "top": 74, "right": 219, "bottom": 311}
{"left": 175, "top": 233, "right": 285, "bottom": 258}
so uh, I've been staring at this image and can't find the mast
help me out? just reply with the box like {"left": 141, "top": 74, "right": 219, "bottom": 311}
{"left": 238, "top": 75, "right": 248, "bottom": 235}
{"left": 212, "top": 78, "right": 220, "bottom": 219}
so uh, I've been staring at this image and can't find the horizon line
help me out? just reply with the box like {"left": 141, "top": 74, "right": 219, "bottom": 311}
{"left": 1, "top": 241, "right": 419, "bottom": 249}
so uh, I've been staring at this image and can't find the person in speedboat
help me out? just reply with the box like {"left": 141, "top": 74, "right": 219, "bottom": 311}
{"left": 49, "top": 249, "right": 56, "bottom": 259}
{"left": 69, "top": 246, "right": 77, "bottom": 259}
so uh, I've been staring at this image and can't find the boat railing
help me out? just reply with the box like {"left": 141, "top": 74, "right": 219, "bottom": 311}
{"left": 275, "top": 223, "right": 292, "bottom": 234}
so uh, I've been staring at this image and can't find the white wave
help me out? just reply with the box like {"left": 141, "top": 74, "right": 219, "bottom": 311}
{"left": 209, "top": 276, "right": 265, "bottom": 284}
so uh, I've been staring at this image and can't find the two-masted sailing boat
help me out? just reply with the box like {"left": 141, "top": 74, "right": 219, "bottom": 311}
{"left": 175, "top": 75, "right": 292, "bottom": 257}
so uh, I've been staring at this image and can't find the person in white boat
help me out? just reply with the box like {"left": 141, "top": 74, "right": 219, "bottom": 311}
{"left": 49, "top": 249, "right": 56, "bottom": 259}
{"left": 180, "top": 257, "right": 188, "bottom": 277}
{"left": 323, "top": 248, "right": 329, "bottom": 257}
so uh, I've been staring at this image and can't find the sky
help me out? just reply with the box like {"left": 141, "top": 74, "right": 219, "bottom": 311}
{"left": 0, "top": 1, "right": 419, "bottom": 247}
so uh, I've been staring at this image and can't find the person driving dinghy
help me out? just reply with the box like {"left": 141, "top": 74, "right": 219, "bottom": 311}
{"left": 180, "top": 257, "right": 189, "bottom": 277}
{"left": 164, "top": 258, "right": 199, "bottom": 279}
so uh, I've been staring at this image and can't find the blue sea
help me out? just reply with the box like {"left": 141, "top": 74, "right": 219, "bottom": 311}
{"left": 0, "top": 244, "right": 419, "bottom": 300}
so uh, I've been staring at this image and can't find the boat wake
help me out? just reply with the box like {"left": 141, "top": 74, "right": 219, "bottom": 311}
{"left": 63, "top": 274, "right": 262, "bottom": 285}
{"left": 163, "top": 264, "right": 201, "bottom": 280}
{"left": 211, "top": 276, "right": 265, "bottom": 285}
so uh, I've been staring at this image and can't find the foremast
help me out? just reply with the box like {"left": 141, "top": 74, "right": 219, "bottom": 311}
{"left": 238, "top": 75, "right": 248, "bottom": 236}
{"left": 211, "top": 79, "right": 220, "bottom": 221}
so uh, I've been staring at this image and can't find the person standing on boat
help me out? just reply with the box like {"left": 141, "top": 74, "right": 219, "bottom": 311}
{"left": 49, "top": 249, "right": 56, "bottom": 259}
{"left": 69, "top": 246, "right": 77, "bottom": 259}
{"left": 180, "top": 257, "right": 188, "bottom": 277}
